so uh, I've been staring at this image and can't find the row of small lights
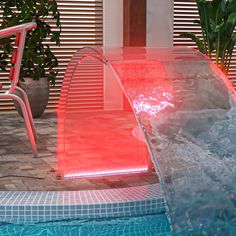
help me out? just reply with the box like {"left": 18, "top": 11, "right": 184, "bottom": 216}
{"left": 64, "top": 167, "right": 148, "bottom": 179}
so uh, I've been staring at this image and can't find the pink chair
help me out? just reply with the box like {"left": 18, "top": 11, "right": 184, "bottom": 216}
{"left": 0, "top": 22, "right": 38, "bottom": 157}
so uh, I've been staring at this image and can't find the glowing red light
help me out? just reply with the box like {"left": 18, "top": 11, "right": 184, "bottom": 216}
{"left": 64, "top": 167, "right": 148, "bottom": 179}
{"left": 110, "top": 60, "right": 174, "bottom": 118}
{"left": 57, "top": 51, "right": 150, "bottom": 179}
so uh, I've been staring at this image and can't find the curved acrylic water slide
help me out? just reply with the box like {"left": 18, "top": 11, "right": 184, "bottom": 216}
{"left": 58, "top": 47, "right": 236, "bottom": 235}
{"left": 57, "top": 47, "right": 150, "bottom": 179}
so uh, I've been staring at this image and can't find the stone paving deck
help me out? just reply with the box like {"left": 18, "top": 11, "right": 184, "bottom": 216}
{"left": 0, "top": 111, "right": 158, "bottom": 191}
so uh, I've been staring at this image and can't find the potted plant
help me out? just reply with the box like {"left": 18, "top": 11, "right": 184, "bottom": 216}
{"left": 180, "top": 0, "right": 236, "bottom": 75}
{"left": 0, "top": 0, "right": 61, "bottom": 118}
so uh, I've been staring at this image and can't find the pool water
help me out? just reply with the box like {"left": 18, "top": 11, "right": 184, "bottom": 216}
{"left": 0, "top": 214, "right": 171, "bottom": 236}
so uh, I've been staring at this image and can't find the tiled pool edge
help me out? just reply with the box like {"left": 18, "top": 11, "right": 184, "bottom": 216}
{"left": 0, "top": 184, "right": 166, "bottom": 224}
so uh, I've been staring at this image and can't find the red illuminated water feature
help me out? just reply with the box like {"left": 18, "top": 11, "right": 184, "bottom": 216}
{"left": 57, "top": 50, "right": 171, "bottom": 178}
{"left": 59, "top": 46, "right": 233, "bottom": 178}
{"left": 57, "top": 48, "right": 175, "bottom": 178}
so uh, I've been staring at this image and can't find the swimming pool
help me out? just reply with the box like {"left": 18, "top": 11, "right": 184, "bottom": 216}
{"left": 0, "top": 214, "right": 171, "bottom": 236}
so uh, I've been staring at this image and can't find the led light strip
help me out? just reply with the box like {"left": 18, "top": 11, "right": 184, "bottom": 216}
{"left": 64, "top": 167, "right": 148, "bottom": 179}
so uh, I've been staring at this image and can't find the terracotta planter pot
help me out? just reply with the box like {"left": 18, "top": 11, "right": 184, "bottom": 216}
{"left": 14, "top": 77, "right": 49, "bottom": 118}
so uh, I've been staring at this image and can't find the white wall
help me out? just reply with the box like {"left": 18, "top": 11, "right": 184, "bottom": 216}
{"left": 103, "top": 0, "right": 174, "bottom": 109}
{"left": 147, "top": 0, "right": 174, "bottom": 47}
{"left": 103, "top": 0, "right": 123, "bottom": 47}
{"left": 103, "top": 0, "right": 123, "bottom": 110}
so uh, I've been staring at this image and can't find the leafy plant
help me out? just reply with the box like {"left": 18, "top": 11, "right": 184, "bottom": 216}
{"left": 0, "top": 0, "right": 61, "bottom": 85}
{"left": 0, "top": 38, "right": 11, "bottom": 72}
{"left": 180, "top": 0, "right": 236, "bottom": 75}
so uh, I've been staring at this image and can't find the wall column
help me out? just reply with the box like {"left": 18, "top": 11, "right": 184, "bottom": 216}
{"left": 147, "top": 0, "right": 174, "bottom": 47}
{"left": 103, "top": 0, "right": 123, "bottom": 110}
{"left": 123, "top": 0, "right": 146, "bottom": 47}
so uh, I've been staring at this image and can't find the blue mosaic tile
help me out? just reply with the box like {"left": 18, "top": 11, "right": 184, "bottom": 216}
{"left": 0, "top": 184, "right": 166, "bottom": 224}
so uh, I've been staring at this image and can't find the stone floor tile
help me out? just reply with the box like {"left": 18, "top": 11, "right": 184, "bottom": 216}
{"left": 5, "top": 184, "right": 17, "bottom": 191}
{"left": 0, "top": 112, "right": 158, "bottom": 191}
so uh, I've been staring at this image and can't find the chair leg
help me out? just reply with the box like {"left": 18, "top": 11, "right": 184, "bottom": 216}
{"left": 2, "top": 93, "right": 38, "bottom": 158}
{"left": 14, "top": 86, "right": 37, "bottom": 141}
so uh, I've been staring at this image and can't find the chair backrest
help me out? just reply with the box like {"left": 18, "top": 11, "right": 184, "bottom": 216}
{"left": 0, "top": 22, "right": 37, "bottom": 93}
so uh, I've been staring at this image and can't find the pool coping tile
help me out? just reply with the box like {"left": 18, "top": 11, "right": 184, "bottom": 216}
{"left": 0, "top": 184, "right": 166, "bottom": 224}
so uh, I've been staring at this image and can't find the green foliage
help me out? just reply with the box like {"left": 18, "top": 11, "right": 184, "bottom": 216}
{"left": 180, "top": 0, "right": 236, "bottom": 75}
{"left": 0, "top": 0, "right": 61, "bottom": 85}
{"left": 0, "top": 37, "right": 12, "bottom": 72}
